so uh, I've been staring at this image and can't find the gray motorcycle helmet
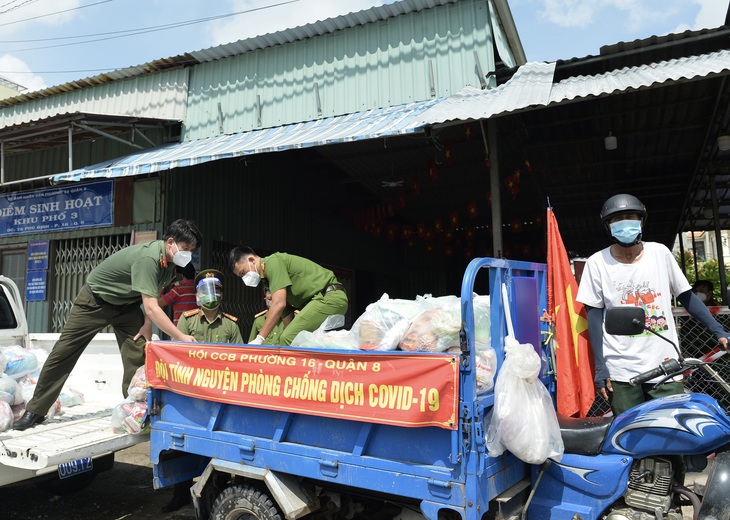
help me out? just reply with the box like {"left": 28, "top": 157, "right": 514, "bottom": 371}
{"left": 599, "top": 193, "right": 647, "bottom": 246}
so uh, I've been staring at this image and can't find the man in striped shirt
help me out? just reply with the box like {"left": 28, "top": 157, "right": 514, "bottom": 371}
{"left": 158, "top": 263, "right": 197, "bottom": 325}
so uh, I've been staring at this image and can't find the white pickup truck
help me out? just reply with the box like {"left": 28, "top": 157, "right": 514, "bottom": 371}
{"left": 0, "top": 275, "right": 147, "bottom": 493}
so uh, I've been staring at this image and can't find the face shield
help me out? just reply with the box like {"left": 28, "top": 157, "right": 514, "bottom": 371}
{"left": 196, "top": 277, "right": 222, "bottom": 310}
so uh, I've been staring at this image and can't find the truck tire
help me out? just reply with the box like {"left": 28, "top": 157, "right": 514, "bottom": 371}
{"left": 210, "top": 484, "right": 283, "bottom": 520}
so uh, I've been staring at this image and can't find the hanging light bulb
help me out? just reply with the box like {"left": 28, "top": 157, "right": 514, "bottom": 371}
{"left": 604, "top": 132, "right": 617, "bottom": 150}
{"left": 717, "top": 135, "right": 730, "bottom": 152}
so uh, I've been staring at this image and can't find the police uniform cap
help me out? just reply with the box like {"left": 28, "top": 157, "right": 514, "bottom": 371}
{"left": 195, "top": 268, "right": 224, "bottom": 288}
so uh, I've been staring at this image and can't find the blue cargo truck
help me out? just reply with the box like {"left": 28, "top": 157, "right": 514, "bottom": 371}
{"left": 148, "top": 257, "right": 549, "bottom": 519}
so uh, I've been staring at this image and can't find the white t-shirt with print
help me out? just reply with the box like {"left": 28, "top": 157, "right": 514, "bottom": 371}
{"left": 576, "top": 241, "right": 691, "bottom": 382}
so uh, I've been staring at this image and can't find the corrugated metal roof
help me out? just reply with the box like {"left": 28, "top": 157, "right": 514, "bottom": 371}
{"left": 0, "top": 69, "right": 189, "bottom": 128}
{"left": 184, "top": 0, "right": 495, "bottom": 139}
{"left": 189, "top": 0, "right": 457, "bottom": 63}
{"left": 417, "top": 48, "right": 730, "bottom": 125}
{"left": 415, "top": 61, "right": 556, "bottom": 124}
{"left": 0, "top": 0, "right": 457, "bottom": 108}
{"left": 549, "top": 48, "right": 730, "bottom": 103}
{"left": 52, "top": 99, "right": 439, "bottom": 182}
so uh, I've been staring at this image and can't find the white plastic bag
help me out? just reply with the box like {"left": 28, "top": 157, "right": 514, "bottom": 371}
{"left": 111, "top": 396, "right": 149, "bottom": 434}
{"left": 398, "top": 305, "right": 461, "bottom": 352}
{"left": 486, "top": 338, "right": 563, "bottom": 464}
{"left": 473, "top": 295, "right": 491, "bottom": 350}
{"left": 291, "top": 315, "right": 357, "bottom": 349}
{"left": 58, "top": 386, "right": 85, "bottom": 408}
{"left": 0, "top": 374, "right": 23, "bottom": 405}
{"left": 351, "top": 296, "right": 410, "bottom": 351}
{"left": 475, "top": 348, "right": 497, "bottom": 395}
{"left": 1, "top": 345, "right": 38, "bottom": 379}
{"left": 372, "top": 293, "right": 428, "bottom": 321}
{"left": 127, "top": 366, "right": 148, "bottom": 402}
{"left": 0, "top": 401, "right": 13, "bottom": 432}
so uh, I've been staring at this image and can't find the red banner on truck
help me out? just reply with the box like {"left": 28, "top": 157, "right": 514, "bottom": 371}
{"left": 145, "top": 341, "right": 459, "bottom": 430}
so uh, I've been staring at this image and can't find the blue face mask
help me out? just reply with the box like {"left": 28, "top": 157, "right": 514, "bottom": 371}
{"left": 610, "top": 219, "right": 642, "bottom": 245}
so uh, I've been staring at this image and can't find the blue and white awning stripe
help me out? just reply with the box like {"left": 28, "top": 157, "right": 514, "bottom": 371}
{"left": 53, "top": 100, "right": 441, "bottom": 182}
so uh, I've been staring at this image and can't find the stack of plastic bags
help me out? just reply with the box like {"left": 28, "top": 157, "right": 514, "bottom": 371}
{"left": 111, "top": 366, "right": 149, "bottom": 435}
{"left": 291, "top": 293, "right": 497, "bottom": 394}
{"left": 0, "top": 344, "right": 85, "bottom": 432}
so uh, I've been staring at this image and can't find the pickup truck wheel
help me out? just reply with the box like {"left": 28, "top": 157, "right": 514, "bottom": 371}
{"left": 210, "top": 484, "right": 283, "bottom": 520}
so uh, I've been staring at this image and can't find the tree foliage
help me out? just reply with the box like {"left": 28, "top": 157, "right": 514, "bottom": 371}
{"left": 674, "top": 252, "right": 723, "bottom": 302}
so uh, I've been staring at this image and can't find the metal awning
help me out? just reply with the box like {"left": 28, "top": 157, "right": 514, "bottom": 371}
{"left": 418, "top": 48, "right": 730, "bottom": 126}
{"left": 416, "top": 61, "right": 557, "bottom": 124}
{"left": 52, "top": 100, "right": 440, "bottom": 183}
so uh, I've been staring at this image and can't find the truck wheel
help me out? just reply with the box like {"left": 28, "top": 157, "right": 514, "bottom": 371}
{"left": 210, "top": 484, "right": 283, "bottom": 520}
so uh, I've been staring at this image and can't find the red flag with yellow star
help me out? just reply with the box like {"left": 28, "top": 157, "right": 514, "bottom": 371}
{"left": 548, "top": 207, "right": 595, "bottom": 417}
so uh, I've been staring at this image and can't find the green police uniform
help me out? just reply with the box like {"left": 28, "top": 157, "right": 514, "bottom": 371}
{"left": 260, "top": 252, "right": 348, "bottom": 345}
{"left": 249, "top": 309, "right": 286, "bottom": 343}
{"left": 178, "top": 308, "right": 244, "bottom": 344}
{"left": 25, "top": 240, "right": 175, "bottom": 416}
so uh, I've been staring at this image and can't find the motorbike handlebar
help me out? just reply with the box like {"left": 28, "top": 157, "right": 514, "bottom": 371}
{"left": 629, "top": 358, "right": 682, "bottom": 387}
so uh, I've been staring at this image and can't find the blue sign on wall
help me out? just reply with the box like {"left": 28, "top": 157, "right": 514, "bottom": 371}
{"left": 0, "top": 180, "right": 113, "bottom": 236}
{"left": 27, "top": 240, "right": 49, "bottom": 270}
{"left": 26, "top": 270, "right": 46, "bottom": 301}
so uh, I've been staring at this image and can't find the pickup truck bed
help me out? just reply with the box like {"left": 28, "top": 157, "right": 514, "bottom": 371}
{"left": 0, "top": 332, "right": 149, "bottom": 488}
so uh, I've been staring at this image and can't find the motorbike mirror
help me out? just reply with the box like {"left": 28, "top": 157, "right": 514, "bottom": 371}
{"left": 605, "top": 307, "right": 646, "bottom": 336}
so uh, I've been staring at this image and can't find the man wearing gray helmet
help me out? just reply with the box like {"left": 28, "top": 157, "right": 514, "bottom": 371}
{"left": 576, "top": 194, "right": 729, "bottom": 415}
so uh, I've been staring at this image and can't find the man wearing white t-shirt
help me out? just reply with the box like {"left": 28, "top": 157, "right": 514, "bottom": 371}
{"left": 577, "top": 193, "right": 729, "bottom": 415}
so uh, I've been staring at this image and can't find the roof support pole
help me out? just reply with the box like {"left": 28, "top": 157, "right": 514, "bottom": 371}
{"left": 314, "top": 82, "right": 322, "bottom": 116}
{"left": 73, "top": 122, "right": 144, "bottom": 149}
{"left": 133, "top": 126, "right": 156, "bottom": 148}
{"left": 1, "top": 141, "right": 4, "bottom": 184}
{"left": 482, "top": 118, "right": 502, "bottom": 257}
{"left": 678, "top": 231, "right": 686, "bottom": 272}
{"left": 709, "top": 175, "right": 728, "bottom": 304}
{"left": 68, "top": 125, "right": 73, "bottom": 172}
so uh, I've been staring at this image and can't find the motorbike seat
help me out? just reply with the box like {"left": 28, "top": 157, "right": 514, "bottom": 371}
{"left": 558, "top": 415, "right": 613, "bottom": 456}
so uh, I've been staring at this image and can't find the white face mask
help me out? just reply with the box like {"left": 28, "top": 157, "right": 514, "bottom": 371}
{"left": 172, "top": 242, "right": 192, "bottom": 268}
{"left": 242, "top": 260, "right": 261, "bottom": 287}
{"left": 696, "top": 291, "right": 708, "bottom": 303}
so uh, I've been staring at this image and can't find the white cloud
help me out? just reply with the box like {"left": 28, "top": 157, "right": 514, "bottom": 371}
{"left": 0, "top": 55, "right": 47, "bottom": 92}
{"left": 0, "top": 0, "right": 82, "bottom": 38}
{"left": 538, "top": 0, "right": 684, "bottom": 32}
{"left": 689, "top": 0, "right": 727, "bottom": 30}
{"left": 540, "top": 0, "right": 598, "bottom": 28}
{"left": 207, "top": 0, "right": 387, "bottom": 46}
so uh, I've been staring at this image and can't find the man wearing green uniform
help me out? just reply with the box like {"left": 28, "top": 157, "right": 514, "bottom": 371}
{"left": 229, "top": 247, "right": 348, "bottom": 346}
{"left": 178, "top": 268, "right": 243, "bottom": 344}
{"left": 14, "top": 219, "right": 203, "bottom": 431}
{"left": 163, "top": 267, "right": 242, "bottom": 513}
{"left": 248, "top": 285, "right": 293, "bottom": 344}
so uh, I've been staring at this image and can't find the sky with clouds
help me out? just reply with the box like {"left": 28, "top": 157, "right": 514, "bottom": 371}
{"left": 0, "top": 0, "right": 725, "bottom": 92}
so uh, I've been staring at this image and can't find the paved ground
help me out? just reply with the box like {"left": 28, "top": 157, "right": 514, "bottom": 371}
{"left": 0, "top": 441, "right": 715, "bottom": 520}
{"left": 1, "top": 441, "right": 196, "bottom": 520}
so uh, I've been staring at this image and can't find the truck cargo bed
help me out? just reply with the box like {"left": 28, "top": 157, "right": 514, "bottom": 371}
{"left": 149, "top": 258, "right": 549, "bottom": 519}
{"left": 0, "top": 401, "right": 142, "bottom": 470}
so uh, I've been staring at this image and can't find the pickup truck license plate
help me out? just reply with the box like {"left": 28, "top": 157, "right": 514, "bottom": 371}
{"left": 57, "top": 457, "right": 93, "bottom": 479}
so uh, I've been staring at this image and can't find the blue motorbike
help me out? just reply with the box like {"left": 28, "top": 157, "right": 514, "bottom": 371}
{"left": 526, "top": 306, "right": 730, "bottom": 520}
